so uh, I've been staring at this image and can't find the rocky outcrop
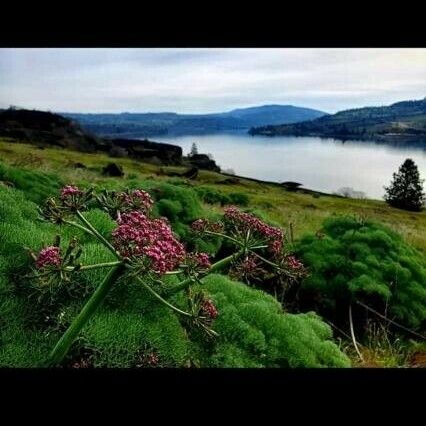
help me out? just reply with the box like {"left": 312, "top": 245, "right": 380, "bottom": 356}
{"left": 109, "top": 138, "right": 182, "bottom": 165}
{"left": 281, "top": 181, "right": 302, "bottom": 191}
{"left": 102, "top": 162, "right": 124, "bottom": 177}
{"left": 188, "top": 154, "right": 220, "bottom": 172}
{"left": 181, "top": 167, "right": 199, "bottom": 179}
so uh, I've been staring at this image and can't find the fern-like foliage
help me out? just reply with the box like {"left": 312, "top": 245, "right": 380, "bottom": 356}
{"left": 297, "top": 216, "right": 426, "bottom": 330}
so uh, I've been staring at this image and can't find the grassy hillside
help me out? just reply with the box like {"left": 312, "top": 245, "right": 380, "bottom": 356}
{"left": 0, "top": 137, "right": 425, "bottom": 368}
{"left": 250, "top": 98, "right": 426, "bottom": 142}
{"left": 1, "top": 138, "right": 425, "bottom": 255}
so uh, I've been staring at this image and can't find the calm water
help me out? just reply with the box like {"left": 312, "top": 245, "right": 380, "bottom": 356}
{"left": 154, "top": 133, "right": 426, "bottom": 200}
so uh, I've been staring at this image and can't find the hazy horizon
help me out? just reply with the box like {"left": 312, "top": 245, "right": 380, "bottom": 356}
{"left": 55, "top": 103, "right": 330, "bottom": 115}
{"left": 1, "top": 48, "right": 425, "bottom": 114}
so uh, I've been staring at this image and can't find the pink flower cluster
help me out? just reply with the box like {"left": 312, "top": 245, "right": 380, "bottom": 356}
{"left": 201, "top": 299, "right": 218, "bottom": 320}
{"left": 112, "top": 210, "right": 185, "bottom": 275}
{"left": 269, "top": 240, "right": 283, "bottom": 256}
{"left": 191, "top": 219, "right": 224, "bottom": 234}
{"left": 120, "top": 189, "right": 153, "bottom": 212}
{"left": 184, "top": 252, "right": 211, "bottom": 272}
{"left": 60, "top": 185, "right": 82, "bottom": 200}
{"left": 36, "top": 246, "right": 61, "bottom": 269}
{"left": 231, "top": 255, "right": 266, "bottom": 281}
{"left": 145, "top": 352, "right": 159, "bottom": 367}
{"left": 286, "top": 255, "right": 303, "bottom": 270}
{"left": 239, "top": 255, "right": 260, "bottom": 275}
{"left": 224, "top": 206, "right": 283, "bottom": 251}
{"left": 193, "top": 252, "right": 211, "bottom": 269}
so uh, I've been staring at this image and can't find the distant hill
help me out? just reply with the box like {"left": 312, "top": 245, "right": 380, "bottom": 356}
{"left": 0, "top": 108, "right": 183, "bottom": 165}
{"left": 249, "top": 98, "right": 426, "bottom": 142}
{"left": 62, "top": 105, "right": 327, "bottom": 137}
{"left": 0, "top": 108, "right": 108, "bottom": 152}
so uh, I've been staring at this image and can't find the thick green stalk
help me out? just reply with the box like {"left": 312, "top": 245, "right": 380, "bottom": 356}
{"left": 44, "top": 264, "right": 125, "bottom": 367}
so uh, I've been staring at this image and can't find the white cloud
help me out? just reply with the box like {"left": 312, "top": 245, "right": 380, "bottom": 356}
{"left": 0, "top": 48, "right": 425, "bottom": 113}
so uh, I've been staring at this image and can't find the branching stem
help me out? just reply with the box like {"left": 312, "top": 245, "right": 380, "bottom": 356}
{"left": 75, "top": 210, "right": 120, "bottom": 259}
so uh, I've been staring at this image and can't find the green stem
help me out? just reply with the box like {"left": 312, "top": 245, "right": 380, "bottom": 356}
{"left": 44, "top": 264, "right": 126, "bottom": 367}
{"left": 166, "top": 249, "right": 244, "bottom": 296}
{"left": 63, "top": 220, "right": 96, "bottom": 237}
{"left": 64, "top": 261, "right": 122, "bottom": 272}
{"left": 251, "top": 251, "right": 282, "bottom": 270}
{"left": 204, "top": 230, "right": 242, "bottom": 247}
{"left": 136, "top": 277, "right": 192, "bottom": 317}
{"left": 76, "top": 210, "right": 120, "bottom": 259}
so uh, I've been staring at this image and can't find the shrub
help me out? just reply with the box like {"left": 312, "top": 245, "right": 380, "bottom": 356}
{"left": 228, "top": 192, "right": 250, "bottom": 206}
{"left": 184, "top": 274, "right": 350, "bottom": 368}
{"left": 194, "top": 188, "right": 249, "bottom": 207}
{"left": 0, "top": 162, "right": 63, "bottom": 204}
{"left": 141, "top": 182, "right": 204, "bottom": 238}
{"left": 296, "top": 216, "right": 426, "bottom": 330}
{"left": 195, "top": 186, "right": 230, "bottom": 206}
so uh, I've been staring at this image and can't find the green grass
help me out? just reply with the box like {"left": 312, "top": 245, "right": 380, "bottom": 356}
{"left": 0, "top": 138, "right": 425, "bottom": 368}
{"left": 0, "top": 194, "right": 350, "bottom": 368}
{"left": 1, "top": 138, "right": 425, "bottom": 254}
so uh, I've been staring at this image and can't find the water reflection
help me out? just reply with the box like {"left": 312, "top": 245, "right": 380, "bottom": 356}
{"left": 153, "top": 133, "right": 426, "bottom": 200}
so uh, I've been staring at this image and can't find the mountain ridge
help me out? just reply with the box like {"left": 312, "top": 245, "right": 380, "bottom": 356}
{"left": 249, "top": 98, "right": 426, "bottom": 142}
{"left": 61, "top": 104, "right": 327, "bottom": 137}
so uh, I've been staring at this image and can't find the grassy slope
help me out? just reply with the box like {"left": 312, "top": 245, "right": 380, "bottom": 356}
{"left": 1, "top": 137, "right": 425, "bottom": 256}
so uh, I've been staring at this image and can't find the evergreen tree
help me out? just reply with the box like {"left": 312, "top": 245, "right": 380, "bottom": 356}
{"left": 384, "top": 158, "right": 425, "bottom": 211}
{"left": 189, "top": 142, "right": 198, "bottom": 157}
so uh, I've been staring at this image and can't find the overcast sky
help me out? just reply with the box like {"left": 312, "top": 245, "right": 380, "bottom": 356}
{"left": 0, "top": 48, "right": 425, "bottom": 114}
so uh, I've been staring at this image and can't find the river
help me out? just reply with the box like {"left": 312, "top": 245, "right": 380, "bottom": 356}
{"left": 153, "top": 133, "right": 426, "bottom": 200}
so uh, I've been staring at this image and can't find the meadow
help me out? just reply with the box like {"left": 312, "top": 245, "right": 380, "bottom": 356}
{"left": 0, "top": 138, "right": 425, "bottom": 368}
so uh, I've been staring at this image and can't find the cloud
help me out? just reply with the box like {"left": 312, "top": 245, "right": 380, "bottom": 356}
{"left": 0, "top": 48, "right": 425, "bottom": 113}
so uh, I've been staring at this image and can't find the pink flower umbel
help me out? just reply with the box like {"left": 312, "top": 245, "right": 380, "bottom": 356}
{"left": 136, "top": 350, "right": 159, "bottom": 368}
{"left": 194, "top": 252, "right": 211, "bottom": 269}
{"left": 182, "top": 252, "right": 211, "bottom": 276}
{"left": 60, "top": 185, "right": 82, "bottom": 200}
{"left": 287, "top": 255, "right": 303, "bottom": 270}
{"left": 191, "top": 219, "right": 224, "bottom": 234}
{"left": 112, "top": 210, "right": 185, "bottom": 275}
{"left": 224, "top": 206, "right": 284, "bottom": 250}
{"left": 191, "top": 219, "right": 208, "bottom": 232}
{"left": 36, "top": 246, "right": 61, "bottom": 269}
{"left": 59, "top": 185, "right": 90, "bottom": 210}
{"left": 230, "top": 255, "right": 266, "bottom": 281}
{"left": 201, "top": 298, "right": 218, "bottom": 320}
{"left": 238, "top": 255, "right": 259, "bottom": 274}
{"left": 146, "top": 352, "right": 159, "bottom": 367}
{"left": 270, "top": 239, "right": 283, "bottom": 256}
{"left": 120, "top": 189, "right": 153, "bottom": 212}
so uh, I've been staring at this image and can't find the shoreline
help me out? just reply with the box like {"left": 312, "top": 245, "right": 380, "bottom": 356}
{"left": 248, "top": 131, "right": 426, "bottom": 145}
{"left": 218, "top": 171, "right": 350, "bottom": 200}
